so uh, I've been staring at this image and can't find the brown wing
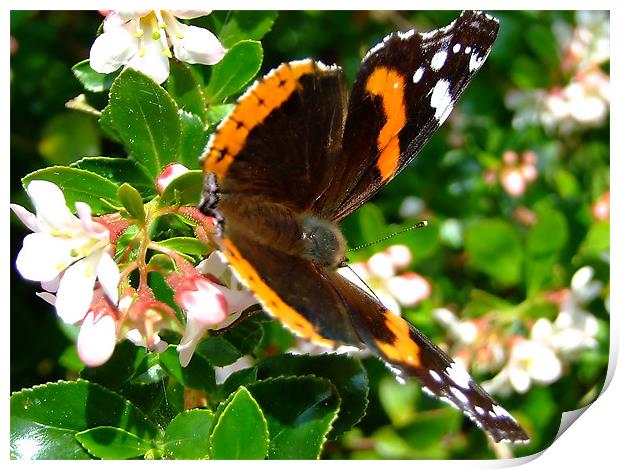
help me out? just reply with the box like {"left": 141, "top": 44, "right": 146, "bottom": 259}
{"left": 203, "top": 60, "right": 347, "bottom": 214}
{"left": 325, "top": 271, "right": 530, "bottom": 443}
{"left": 313, "top": 11, "right": 500, "bottom": 221}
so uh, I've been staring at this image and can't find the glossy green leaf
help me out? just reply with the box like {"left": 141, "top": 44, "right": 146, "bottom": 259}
{"left": 198, "top": 336, "right": 243, "bottom": 367}
{"left": 219, "top": 367, "right": 258, "bottom": 399}
{"left": 80, "top": 341, "right": 148, "bottom": 391}
{"left": 72, "top": 157, "right": 156, "bottom": 198}
{"left": 99, "top": 104, "right": 121, "bottom": 142}
{"left": 10, "top": 379, "right": 160, "bottom": 460}
{"left": 157, "top": 348, "right": 216, "bottom": 393}
{"left": 72, "top": 59, "right": 117, "bottom": 93}
{"left": 205, "top": 40, "right": 263, "bottom": 104}
{"left": 75, "top": 426, "right": 154, "bottom": 459}
{"left": 117, "top": 183, "right": 146, "bottom": 223}
{"left": 217, "top": 11, "right": 278, "bottom": 48}
{"left": 247, "top": 376, "right": 340, "bottom": 459}
{"left": 210, "top": 387, "right": 269, "bottom": 459}
{"left": 22, "top": 166, "right": 119, "bottom": 215}
{"left": 221, "top": 315, "right": 264, "bottom": 356}
{"left": 257, "top": 353, "right": 369, "bottom": 438}
{"left": 525, "top": 206, "right": 568, "bottom": 295}
{"left": 465, "top": 219, "right": 523, "bottom": 285}
{"left": 156, "top": 237, "right": 210, "bottom": 256}
{"left": 109, "top": 68, "right": 181, "bottom": 178}
{"left": 166, "top": 61, "right": 207, "bottom": 120}
{"left": 163, "top": 409, "right": 214, "bottom": 459}
{"left": 206, "top": 103, "right": 234, "bottom": 125}
{"left": 158, "top": 169, "right": 203, "bottom": 207}
{"left": 179, "top": 110, "right": 208, "bottom": 169}
{"left": 38, "top": 112, "right": 101, "bottom": 166}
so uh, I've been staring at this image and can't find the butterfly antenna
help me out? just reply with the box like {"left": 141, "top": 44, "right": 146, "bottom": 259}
{"left": 348, "top": 220, "right": 428, "bottom": 252}
{"left": 341, "top": 264, "right": 385, "bottom": 305}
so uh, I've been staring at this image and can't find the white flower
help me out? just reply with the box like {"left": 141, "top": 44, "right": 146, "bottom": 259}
{"left": 11, "top": 180, "right": 120, "bottom": 324}
{"left": 338, "top": 245, "right": 430, "bottom": 315}
{"left": 483, "top": 338, "right": 562, "bottom": 396}
{"left": 155, "top": 163, "right": 190, "bottom": 194}
{"left": 90, "top": 10, "right": 226, "bottom": 84}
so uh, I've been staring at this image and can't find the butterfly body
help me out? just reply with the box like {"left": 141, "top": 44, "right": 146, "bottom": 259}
{"left": 201, "top": 11, "right": 530, "bottom": 443}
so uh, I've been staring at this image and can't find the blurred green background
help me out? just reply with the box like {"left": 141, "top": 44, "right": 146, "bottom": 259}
{"left": 10, "top": 11, "right": 609, "bottom": 459}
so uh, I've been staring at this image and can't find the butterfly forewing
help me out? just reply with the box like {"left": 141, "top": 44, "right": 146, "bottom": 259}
{"left": 315, "top": 10, "right": 500, "bottom": 221}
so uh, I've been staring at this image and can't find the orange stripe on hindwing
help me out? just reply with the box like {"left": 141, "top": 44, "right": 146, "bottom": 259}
{"left": 221, "top": 238, "right": 335, "bottom": 347}
{"left": 364, "top": 67, "right": 407, "bottom": 182}
{"left": 375, "top": 311, "right": 421, "bottom": 367}
{"left": 204, "top": 61, "right": 315, "bottom": 179}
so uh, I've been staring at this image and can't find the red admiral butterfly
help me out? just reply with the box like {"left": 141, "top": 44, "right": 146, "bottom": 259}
{"left": 201, "top": 10, "right": 529, "bottom": 443}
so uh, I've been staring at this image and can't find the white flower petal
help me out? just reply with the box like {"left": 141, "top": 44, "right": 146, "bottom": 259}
{"left": 170, "top": 10, "right": 212, "bottom": 19}
{"left": 172, "top": 24, "right": 226, "bottom": 65}
{"left": 26, "top": 180, "right": 76, "bottom": 231}
{"left": 77, "top": 312, "right": 117, "bottom": 367}
{"left": 41, "top": 274, "right": 61, "bottom": 293}
{"left": 213, "top": 284, "right": 257, "bottom": 314}
{"left": 509, "top": 367, "right": 531, "bottom": 394}
{"left": 36, "top": 292, "right": 57, "bottom": 306}
{"left": 15, "top": 232, "right": 78, "bottom": 282}
{"left": 75, "top": 202, "right": 108, "bottom": 238}
{"left": 196, "top": 251, "right": 229, "bottom": 278}
{"left": 90, "top": 27, "right": 139, "bottom": 74}
{"left": 126, "top": 42, "right": 170, "bottom": 84}
{"left": 10, "top": 204, "right": 40, "bottom": 232}
{"left": 182, "top": 281, "right": 228, "bottom": 326}
{"left": 177, "top": 319, "right": 208, "bottom": 367}
{"left": 96, "top": 252, "right": 120, "bottom": 305}
{"left": 54, "top": 254, "right": 99, "bottom": 324}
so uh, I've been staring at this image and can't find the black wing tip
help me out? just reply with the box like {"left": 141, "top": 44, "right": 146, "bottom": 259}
{"left": 459, "top": 10, "right": 500, "bottom": 35}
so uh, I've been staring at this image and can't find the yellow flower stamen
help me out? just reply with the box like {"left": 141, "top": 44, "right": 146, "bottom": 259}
{"left": 162, "top": 47, "right": 173, "bottom": 58}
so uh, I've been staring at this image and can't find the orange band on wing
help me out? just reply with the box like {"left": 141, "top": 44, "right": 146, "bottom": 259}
{"left": 221, "top": 238, "right": 335, "bottom": 347}
{"left": 375, "top": 311, "right": 421, "bottom": 367}
{"left": 204, "top": 61, "right": 315, "bottom": 179}
{"left": 365, "top": 67, "right": 406, "bottom": 182}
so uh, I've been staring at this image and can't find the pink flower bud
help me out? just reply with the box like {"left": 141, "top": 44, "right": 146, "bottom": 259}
{"left": 384, "top": 245, "right": 413, "bottom": 270}
{"left": 500, "top": 167, "right": 526, "bottom": 197}
{"left": 502, "top": 150, "right": 519, "bottom": 166}
{"left": 156, "top": 163, "right": 190, "bottom": 194}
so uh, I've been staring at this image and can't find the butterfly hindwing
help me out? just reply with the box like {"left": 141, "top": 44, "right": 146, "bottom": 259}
{"left": 315, "top": 10, "right": 500, "bottom": 221}
{"left": 327, "top": 272, "right": 530, "bottom": 443}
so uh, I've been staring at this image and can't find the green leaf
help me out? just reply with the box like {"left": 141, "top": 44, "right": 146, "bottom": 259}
{"left": 256, "top": 353, "right": 368, "bottom": 438}
{"left": 72, "top": 157, "right": 156, "bottom": 199}
{"left": 72, "top": 59, "right": 117, "bottom": 93}
{"left": 156, "top": 237, "right": 210, "bottom": 256}
{"left": 525, "top": 206, "right": 568, "bottom": 295}
{"left": 210, "top": 387, "right": 269, "bottom": 459}
{"left": 247, "top": 376, "right": 340, "bottom": 459}
{"left": 163, "top": 409, "right": 214, "bottom": 459}
{"left": 465, "top": 219, "right": 523, "bottom": 286}
{"left": 206, "top": 104, "right": 234, "bottom": 125}
{"left": 81, "top": 341, "right": 147, "bottom": 391}
{"left": 22, "top": 166, "right": 119, "bottom": 214}
{"left": 10, "top": 379, "right": 160, "bottom": 460}
{"left": 398, "top": 408, "right": 462, "bottom": 451}
{"left": 179, "top": 110, "right": 208, "bottom": 169}
{"left": 109, "top": 68, "right": 181, "bottom": 179}
{"left": 217, "top": 11, "right": 278, "bottom": 48}
{"left": 166, "top": 61, "right": 207, "bottom": 121}
{"left": 221, "top": 316, "right": 264, "bottom": 356}
{"left": 198, "top": 336, "right": 243, "bottom": 367}
{"left": 157, "top": 348, "right": 216, "bottom": 393}
{"left": 38, "top": 112, "right": 101, "bottom": 165}
{"left": 205, "top": 40, "right": 263, "bottom": 104}
{"left": 579, "top": 221, "right": 610, "bottom": 261}
{"left": 378, "top": 376, "right": 420, "bottom": 427}
{"left": 75, "top": 426, "right": 154, "bottom": 459}
{"left": 158, "top": 169, "right": 203, "bottom": 207}
{"left": 220, "top": 367, "right": 258, "bottom": 399}
{"left": 117, "top": 183, "right": 146, "bottom": 223}
{"left": 99, "top": 104, "right": 121, "bottom": 142}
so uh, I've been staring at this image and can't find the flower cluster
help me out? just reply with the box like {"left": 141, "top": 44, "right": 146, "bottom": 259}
{"left": 484, "top": 150, "right": 538, "bottom": 198}
{"left": 90, "top": 10, "right": 226, "bottom": 84}
{"left": 433, "top": 266, "right": 603, "bottom": 396}
{"left": 338, "top": 245, "right": 431, "bottom": 316}
{"left": 506, "top": 12, "right": 609, "bottom": 133}
{"left": 12, "top": 165, "right": 256, "bottom": 368}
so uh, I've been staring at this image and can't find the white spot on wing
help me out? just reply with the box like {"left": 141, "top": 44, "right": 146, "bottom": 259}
{"left": 450, "top": 386, "right": 469, "bottom": 405}
{"left": 465, "top": 46, "right": 472, "bottom": 54}
{"left": 475, "top": 406, "right": 485, "bottom": 415}
{"left": 469, "top": 52, "right": 485, "bottom": 72}
{"left": 453, "top": 43, "right": 461, "bottom": 53}
{"left": 397, "top": 29, "right": 416, "bottom": 40}
{"left": 430, "top": 79, "right": 454, "bottom": 125}
{"left": 446, "top": 364, "right": 472, "bottom": 389}
{"left": 429, "top": 369, "right": 442, "bottom": 382}
{"left": 412, "top": 67, "right": 424, "bottom": 83}
{"left": 430, "top": 50, "right": 448, "bottom": 71}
